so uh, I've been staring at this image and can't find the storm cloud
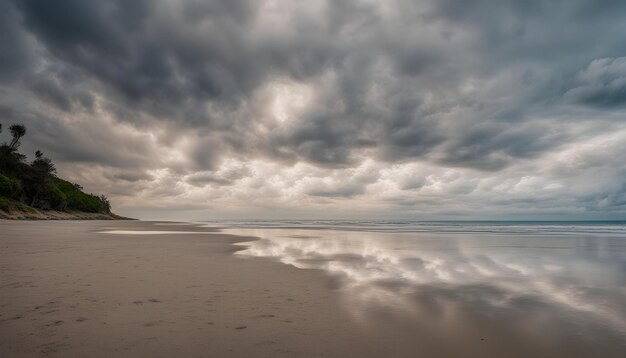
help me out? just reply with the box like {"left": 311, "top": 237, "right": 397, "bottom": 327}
{"left": 1, "top": 0, "right": 625, "bottom": 219}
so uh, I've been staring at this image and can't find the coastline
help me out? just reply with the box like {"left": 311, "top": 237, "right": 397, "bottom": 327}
{"left": 0, "top": 209, "right": 133, "bottom": 220}
{"left": 0, "top": 220, "right": 390, "bottom": 357}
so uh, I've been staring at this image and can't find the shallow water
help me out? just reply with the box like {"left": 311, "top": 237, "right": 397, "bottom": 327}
{"left": 98, "top": 230, "right": 210, "bottom": 235}
{"left": 218, "top": 221, "right": 626, "bottom": 357}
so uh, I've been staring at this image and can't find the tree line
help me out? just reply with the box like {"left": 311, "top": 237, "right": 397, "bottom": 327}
{"left": 0, "top": 123, "right": 111, "bottom": 213}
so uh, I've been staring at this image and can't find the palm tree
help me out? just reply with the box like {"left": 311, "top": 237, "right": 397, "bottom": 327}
{"left": 9, "top": 124, "right": 26, "bottom": 149}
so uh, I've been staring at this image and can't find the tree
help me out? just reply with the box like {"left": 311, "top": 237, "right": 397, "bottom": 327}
{"left": 99, "top": 194, "right": 111, "bottom": 212}
{"left": 0, "top": 124, "right": 26, "bottom": 172}
{"left": 24, "top": 149, "right": 60, "bottom": 208}
{"left": 32, "top": 150, "right": 56, "bottom": 174}
{"left": 9, "top": 124, "right": 26, "bottom": 149}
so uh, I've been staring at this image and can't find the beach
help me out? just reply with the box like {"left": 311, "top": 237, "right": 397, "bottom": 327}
{"left": 1, "top": 220, "right": 625, "bottom": 357}
{"left": 1, "top": 220, "right": 381, "bottom": 357}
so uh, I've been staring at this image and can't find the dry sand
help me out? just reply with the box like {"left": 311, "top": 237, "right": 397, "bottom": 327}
{"left": 0, "top": 220, "right": 400, "bottom": 357}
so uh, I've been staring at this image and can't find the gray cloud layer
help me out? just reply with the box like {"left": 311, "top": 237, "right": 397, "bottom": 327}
{"left": 1, "top": 0, "right": 625, "bottom": 219}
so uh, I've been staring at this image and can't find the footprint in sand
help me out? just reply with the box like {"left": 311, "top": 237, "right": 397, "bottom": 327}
{"left": 148, "top": 298, "right": 161, "bottom": 303}
{"left": 39, "top": 341, "right": 68, "bottom": 354}
{"left": 0, "top": 315, "right": 22, "bottom": 322}
{"left": 46, "top": 320, "right": 64, "bottom": 327}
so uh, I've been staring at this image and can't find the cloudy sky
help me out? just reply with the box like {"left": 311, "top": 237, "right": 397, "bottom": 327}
{"left": 1, "top": 0, "right": 625, "bottom": 220}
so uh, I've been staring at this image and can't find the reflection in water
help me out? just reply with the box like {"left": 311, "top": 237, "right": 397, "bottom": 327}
{"left": 223, "top": 224, "right": 626, "bottom": 357}
{"left": 99, "top": 230, "right": 210, "bottom": 235}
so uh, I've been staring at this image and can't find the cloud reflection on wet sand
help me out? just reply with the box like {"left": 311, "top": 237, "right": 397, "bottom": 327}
{"left": 225, "top": 227, "right": 626, "bottom": 357}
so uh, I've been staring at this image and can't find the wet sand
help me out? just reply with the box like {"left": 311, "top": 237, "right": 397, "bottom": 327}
{"left": 1, "top": 220, "right": 624, "bottom": 357}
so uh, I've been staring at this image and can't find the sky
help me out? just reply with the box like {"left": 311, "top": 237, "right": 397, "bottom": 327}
{"left": 1, "top": 0, "right": 625, "bottom": 220}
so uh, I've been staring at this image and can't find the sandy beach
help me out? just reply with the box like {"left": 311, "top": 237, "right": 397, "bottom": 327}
{"left": 0, "top": 220, "right": 394, "bottom": 357}
{"left": 2, "top": 220, "right": 625, "bottom": 358}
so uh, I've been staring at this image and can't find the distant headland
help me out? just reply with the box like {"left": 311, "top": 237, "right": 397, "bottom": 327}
{"left": 0, "top": 123, "right": 131, "bottom": 220}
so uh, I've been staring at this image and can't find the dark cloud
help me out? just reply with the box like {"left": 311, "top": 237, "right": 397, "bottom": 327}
{"left": 440, "top": 121, "right": 567, "bottom": 171}
{"left": 185, "top": 164, "right": 251, "bottom": 187}
{"left": 564, "top": 57, "right": 626, "bottom": 108}
{"left": 307, "top": 184, "right": 365, "bottom": 199}
{"left": 27, "top": 64, "right": 96, "bottom": 112}
{"left": 1, "top": 0, "right": 625, "bottom": 217}
{"left": 0, "top": 0, "right": 36, "bottom": 81}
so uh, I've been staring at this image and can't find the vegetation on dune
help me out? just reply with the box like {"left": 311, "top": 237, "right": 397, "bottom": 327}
{"left": 0, "top": 123, "right": 112, "bottom": 214}
{"left": 0, "top": 196, "right": 36, "bottom": 213}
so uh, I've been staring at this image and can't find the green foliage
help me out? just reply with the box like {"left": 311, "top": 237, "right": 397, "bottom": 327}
{"left": 0, "top": 197, "right": 35, "bottom": 213}
{"left": 32, "top": 150, "right": 56, "bottom": 174}
{"left": 0, "top": 145, "right": 27, "bottom": 173}
{"left": 54, "top": 178, "right": 111, "bottom": 213}
{"left": 0, "top": 123, "right": 112, "bottom": 214}
{"left": 44, "top": 184, "right": 67, "bottom": 210}
{"left": 0, "top": 173, "right": 21, "bottom": 198}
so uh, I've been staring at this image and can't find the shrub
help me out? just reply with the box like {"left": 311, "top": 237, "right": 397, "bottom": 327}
{"left": 0, "top": 197, "right": 34, "bottom": 213}
{"left": 0, "top": 173, "right": 21, "bottom": 198}
{"left": 44, "top": 185, "right": 67, "bottom": 210}
{"left": 54, "top": 178, "right": 110, "bottom": 213}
